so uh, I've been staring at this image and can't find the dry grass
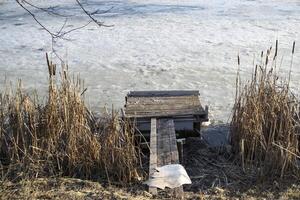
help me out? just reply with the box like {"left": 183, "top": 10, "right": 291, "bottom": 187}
{"left": 231, "top": 41, "right": 300, "bottom": 178}
{"left": 0, "top": 54, "right": 142, "bottom": 184}
{"left": 0, "top": 177, "right": 151, "bottom": 200}
{"left": 1, "top": 43, "right": 300, "bottom": 199}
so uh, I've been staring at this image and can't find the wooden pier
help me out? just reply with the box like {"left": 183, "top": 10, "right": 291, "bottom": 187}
{"left": 124, "top": 90, "right": 208, "bottom": 198}
{"left": 124, "top": 90, "right": 208, "bottom": 136}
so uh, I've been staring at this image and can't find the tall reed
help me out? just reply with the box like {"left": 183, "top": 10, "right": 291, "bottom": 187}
{"left": 231, "top": 42, "right": 300, "bottom": 178}
{"left": 0, "top": 54, "right": 142, "bottom": 183}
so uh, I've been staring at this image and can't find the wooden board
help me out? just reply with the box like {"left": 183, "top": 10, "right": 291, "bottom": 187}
{"left": 125, "top": 94, "right": 206, "bottom": 118}
{"left": 149, "top": 118, "right": 158, "bottom": 195}
{"left": 157, "top": 119, "right": 179, "bottom": 165}
{"left": 127, "top": 90, "right": 199, "bottom": 97}
{"left": 148, "top": 118, "right": 183, "bottom": 198}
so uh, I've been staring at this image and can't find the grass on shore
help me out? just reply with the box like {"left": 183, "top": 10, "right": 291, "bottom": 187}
{"left": 0, "top": 54, "right": 143, "bottom": 185}
{"left": 1, "top": 42, "right": 300, "bottom": 199}
{"left": 231, "top": 41, "right": 300, "bottom": 178}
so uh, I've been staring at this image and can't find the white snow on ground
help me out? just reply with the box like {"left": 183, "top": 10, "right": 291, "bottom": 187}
{"left": 0, "top": 0, "right": 300, "bottom": 122}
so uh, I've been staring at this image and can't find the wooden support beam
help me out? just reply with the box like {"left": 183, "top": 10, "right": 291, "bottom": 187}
{"left": 177, "top": 138, "right": 185, "bottom": 165}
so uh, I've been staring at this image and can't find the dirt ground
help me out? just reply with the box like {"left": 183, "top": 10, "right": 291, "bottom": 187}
{"left": 1, "top": 133, "right": 300, "bottom": 200}
{"left": 1, "top": 176, "right": 300, "bottom": 200}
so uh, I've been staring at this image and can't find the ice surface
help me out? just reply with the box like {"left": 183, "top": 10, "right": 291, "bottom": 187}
{"left": 0, "top": 0, "right": 299, "bottom": 122}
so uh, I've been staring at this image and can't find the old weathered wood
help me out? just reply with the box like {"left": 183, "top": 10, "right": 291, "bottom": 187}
{"left": 127, "top": 90, "right": 208, "bottom": 198}
{"left": 149, "top": 118, "right": 158, "bottom": 195}
{"left": 124, "top": 90, "right": 208, "bottom": 134}
{"left": 177, "top": 139, "right": 186, "bottom": 164}
{"left": 127, "top": 90, "right": 199, "bottom": 97}
{"left": 156, "top": 118, "right": 184, "bottom": 198}
{"left": 125, "top": 95, "right": 206, "bottom": 118}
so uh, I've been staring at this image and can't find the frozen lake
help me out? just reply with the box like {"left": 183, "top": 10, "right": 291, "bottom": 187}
{"left": 0, "top": 0, "right": 300, "bottom": 122}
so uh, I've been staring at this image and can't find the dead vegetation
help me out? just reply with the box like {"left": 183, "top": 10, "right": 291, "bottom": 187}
{"left": 0, "top": 177, "right": 150, "bottom": 200}
{"left": 0, "top": 54, "right": 142, "bottom": 184}
{"left": 231, "top": 41, "right": 300, "bottom": 178}
{"left": 1, "top": 42, "right": 300, "bottom": 199}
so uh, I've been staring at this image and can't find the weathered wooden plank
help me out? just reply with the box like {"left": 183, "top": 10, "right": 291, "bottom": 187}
{"left": 156, "top": 118, "right": 183, "bottom": 198}
{"left": 127, "top": 90, "right": 199, "bottom": 97}
{"left": 136, "top": 116, "right": 197, "bottom": 123}
{"left": 125, "top": 111, "right": 206, "bottom": 119}
{"left": 125, "top": 111, "right": 204, "bottom": 118}
{"left": 126, "top": 106, "right": 202, "bottom": 113}
{"left": 125, "top": 102, "right": 205, "bottom": 112}
{"left": 157, "top": 119, "right": 171, "bottom": 166}
{"left": 126, "top": 96, "right": 201, "bottom": 104}
{"left": 126, "top": 102, "right": 202, "bottom": 109}
{"left": 126, "top": 100, "right": 201, "bottom": 110}
{"left": 125, "top": 106, "right": 204, "bottom": 112}
{"left": 125, "top": 95, "right": 206, "bottom": 118}
{"left": 149, "top": 118, "right": 158, "bottom": 195}
{"left": 126, "top": 107, "right": 204, "bottom": 113}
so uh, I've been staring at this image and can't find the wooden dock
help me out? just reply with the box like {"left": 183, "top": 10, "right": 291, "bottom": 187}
{"left": 124, "top": 90, "right": 208, "bottom": 136}
{"left": 123, "top": 90, "right": 208, "bottom": 198}
{"left": 125, "top": 90, "right": 207, "bottom": 118}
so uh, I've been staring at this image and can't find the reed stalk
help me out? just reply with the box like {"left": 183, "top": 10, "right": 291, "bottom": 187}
{"left": 231, "top": 42, "right": 300, "bottom": 178}
{"left": 0, "top": 54, "right": 142, "bottom": 184}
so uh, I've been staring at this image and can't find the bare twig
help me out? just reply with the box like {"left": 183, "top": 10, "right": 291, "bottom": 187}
{"left": 75, "top": 0, "right": 113, "bottom": 27}
{"left": 21, "top": 0, "right": 73, "bottom": 17}
{"left": 16, "top": 0, "right": 60, "bottom": 38}
{"left": 15, "top": 0, "right": 113, "bottom": 60}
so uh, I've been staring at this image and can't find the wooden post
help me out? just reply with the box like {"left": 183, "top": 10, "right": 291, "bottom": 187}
{"left": 177, "top": 138, "right": 185, "bottom": 165}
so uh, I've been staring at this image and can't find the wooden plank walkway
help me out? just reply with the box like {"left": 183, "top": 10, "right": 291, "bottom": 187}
{"left": 149, "top": 118, "right": 183, "bottom": 198}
